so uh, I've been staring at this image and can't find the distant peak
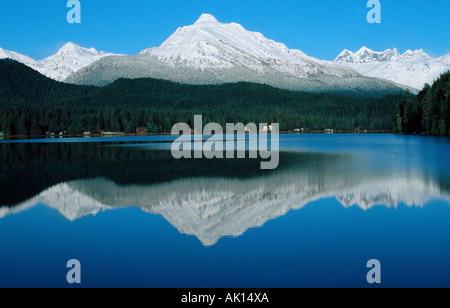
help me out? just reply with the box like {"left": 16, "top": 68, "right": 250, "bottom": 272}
{"left": 401, "top": 49, "right": 431, "bottom": 60}
{"left": 57, "top": 42, "right": 82, "bottom": 53}
{"left": 339, "top": 49, "right": 353, "bottom": 56}
{"left": 62, "top": 42, "right": 80, "bottom": 49}
{"left": 356, "top": 46, "right": 373, "bottom": 54}
{"left": 194, "top": 13, "right": 219, "bottom": 24}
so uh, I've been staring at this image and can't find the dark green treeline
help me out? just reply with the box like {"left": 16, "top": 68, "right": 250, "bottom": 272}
{"left": 394, "top": 72, "right": 450, "bottom": 136}
{"left": 0, "top": 59, "right": 402, "bottom": 135}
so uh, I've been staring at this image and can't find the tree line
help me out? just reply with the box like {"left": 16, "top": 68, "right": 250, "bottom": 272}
{"left": 0, "top": 59, "right": 402, "bottom": 135}
{"left": 394, "top": 72, "right": 450, "bottom": 135}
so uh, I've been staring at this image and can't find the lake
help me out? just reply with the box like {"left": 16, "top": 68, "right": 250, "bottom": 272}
{"left": 0, "top": 134, "right": 449, "bottom": 288}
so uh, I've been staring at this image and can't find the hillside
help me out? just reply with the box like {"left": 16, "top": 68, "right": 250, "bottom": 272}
{"left": 0, "top": 59, "right": 96, "bottom": 106}
{"left": 0, "top": 59, "right": 402, "bottom": 135}
{"left": 394, "top": 71, "right": 450, "bottom": 135}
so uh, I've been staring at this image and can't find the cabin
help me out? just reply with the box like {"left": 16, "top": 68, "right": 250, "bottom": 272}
{"left": 136, "top": 127, "right": 148, "bottom": 134}
{"left": 260, "top": 125, "right": 273, "bottom": 133}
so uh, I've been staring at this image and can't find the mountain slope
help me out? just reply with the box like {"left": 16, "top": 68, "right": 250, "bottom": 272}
{"left": 0, "top": 59, "right": 95, "bottom": 106}
{"left": 0, "top": 43, "right": 119, "bottom": 81}
{"left": 0, "top": 59, "right": 402, "bottom": 135}
{"left": 35, "top": 42, "right": 119, "bottom": 81}
{"left": 0, "top": 47, "right": 38, "bottom": 67}
{"left": 335, "top": 47, "right": 450, "bottom": 90}
{"left": 141, "top": 13, "right": 346, "bottom": 76}
{"left": 66, "top": 14, "right": 406, "bottom": 96}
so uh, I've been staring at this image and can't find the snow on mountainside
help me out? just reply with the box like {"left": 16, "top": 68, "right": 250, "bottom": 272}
{"left": 36, "top": 42, "right": 119, "bottom": 81}
{"left": 0, "top": 47, "right": 38, "bottom": 67}
{"left": 140, "top": 13, "right": 340, "bottom": 77}
{"left": 335, "top": 47, "right": 450, "bottom": 90}
{"left": 0, "top": 42, "right": 119, "bottom": 81}
{"left": 2, "top": 15, "right": 423, "bottom": 94}
{"left": 66, "top": 14, "right": 407, "bottom": 96}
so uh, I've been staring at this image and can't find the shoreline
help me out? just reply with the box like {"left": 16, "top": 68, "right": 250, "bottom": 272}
{"left": 0, "top": 130, "right": 395, "bottom": 141}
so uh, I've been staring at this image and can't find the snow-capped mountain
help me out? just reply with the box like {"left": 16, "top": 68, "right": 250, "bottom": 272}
{"left": 140, "top": 13, "right": 340, "bottom": 76}
{"left": 35, "top": 42, "right": 119, "bottom": 81}
{"left": 0, "top": 47, "right": 38, "bottom": 68}
{"left": 2, "top": 15, "right": 445, "bottom": 93}
{"left": 66, "top": 14, "right": 406, "bottom": 96}
{"left": 0, "top": 42, "right": 119, "bottom": 81}
{"left": 335, "top": 47, "right": 450, "bottom": 90}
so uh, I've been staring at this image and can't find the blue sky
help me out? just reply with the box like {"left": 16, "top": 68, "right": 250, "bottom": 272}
{"left": 1, "top": 0, "right": 449, "bottom": 61}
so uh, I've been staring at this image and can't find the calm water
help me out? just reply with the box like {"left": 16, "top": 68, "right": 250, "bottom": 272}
{"left": 0, "top": 134, "right": 449, "bottom": 288}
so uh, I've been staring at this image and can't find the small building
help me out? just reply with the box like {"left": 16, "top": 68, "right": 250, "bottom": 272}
{"left": 260, "top": 125, "right": 273, "bottom": 133}
{"left": 136, "top": 127, "right": 148, "bottom": 134}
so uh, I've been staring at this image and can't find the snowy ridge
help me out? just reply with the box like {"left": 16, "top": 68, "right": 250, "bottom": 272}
{"left": 336, "top": 47, "right": 402, "bottom": 64}
{"left": 140, "top": 13, "right": 344, "bottom": 79}
{"left": 35, "top": 42, "right": 119, "bottom": 81}
{"left": 335, "top": 47, "right": 450, "bottom": 90}
{"left": 0, "top": 42, "right": 120, "bottom": 81}
{"left": 0, "top": 47, "right": 38, "bottom": 67}
{"left": 66, "top": 14, "right": 406, "bottom": 96}
{"left": 1, "top": 173, "right": 447, "bottom": 246}
{"left": 2, "top": 15, "right": 447, "bottom": 91}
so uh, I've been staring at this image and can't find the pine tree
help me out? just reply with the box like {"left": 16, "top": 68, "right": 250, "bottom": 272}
{"left": 394, "top": 100, "right": 403, "bottom": 133}
{"left": 421, "top": 84, "right": 433, "bottom": 134}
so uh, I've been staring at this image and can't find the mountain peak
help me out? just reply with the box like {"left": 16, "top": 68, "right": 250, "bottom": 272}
{"left": 358, "top": 46, "right": 371, "bottom": 52}
{"left": 36, "top": 42, "right": 118, "bottom": 81}
{"left": 336, "top": 47, "right": 403, "bottom": 64}
{"left": 355, "top": 46, "right": 374, "bottom": 56}
{"left": 146, "top": 13, "right": 322, "bottom": 72}
{"left": 194, "top": 13, "right": 219, "bottom": 24}
{"left": 335, "top": 46, "right": 448, "bottom": 90}
{"left": 402, "top": 49, "right": 430, "bottom": 59}
{"left": 58, "top": 42, "right": 82, "bottom": 52}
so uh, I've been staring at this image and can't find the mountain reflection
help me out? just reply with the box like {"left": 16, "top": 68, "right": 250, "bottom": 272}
{"left": 1, "top": 141, "right": 448, "bottom": 246}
